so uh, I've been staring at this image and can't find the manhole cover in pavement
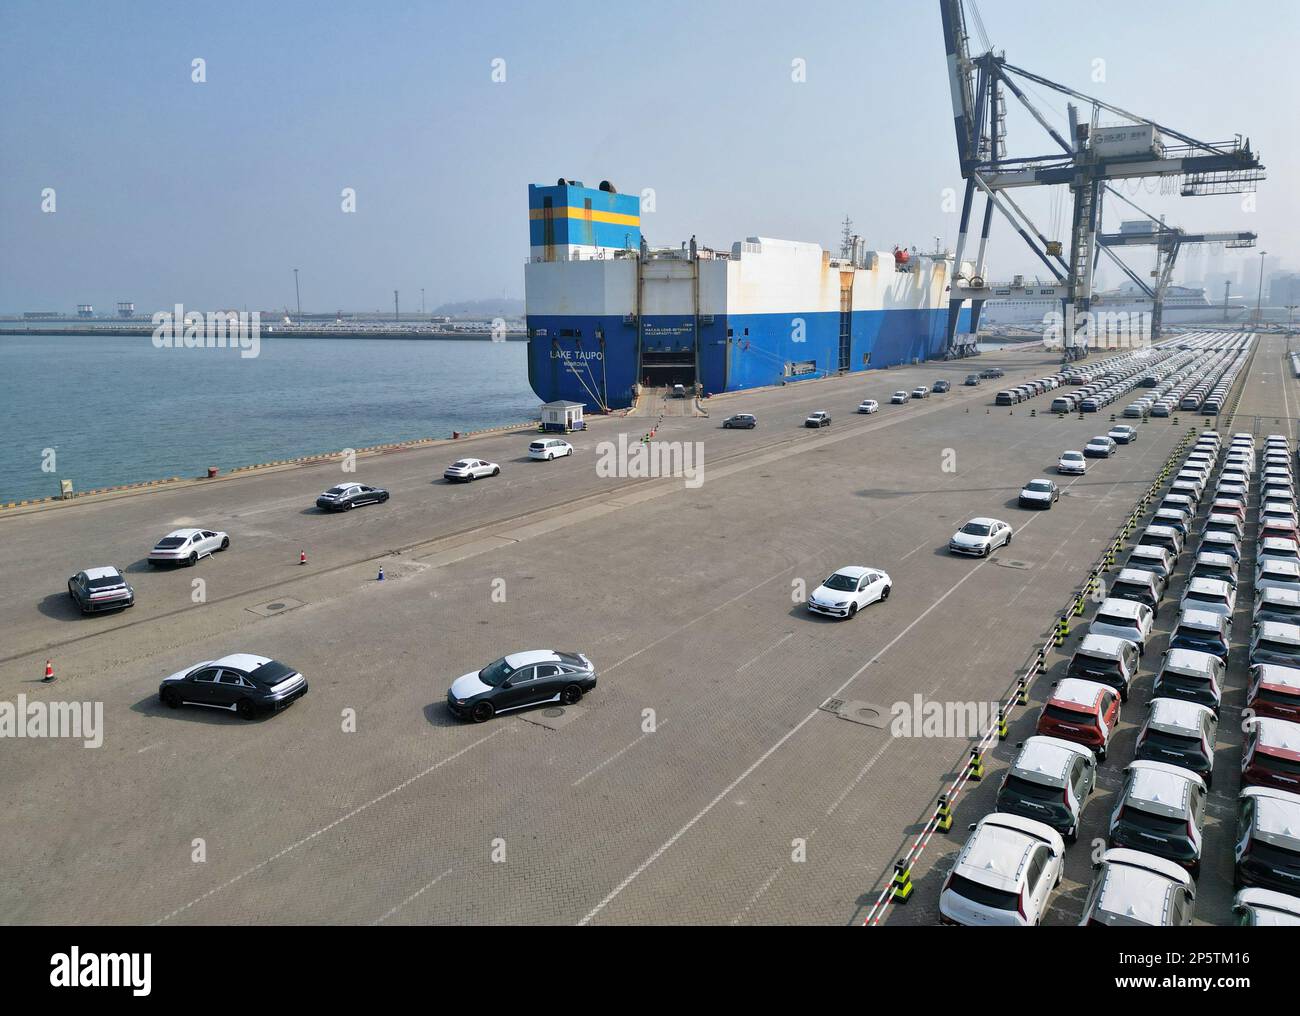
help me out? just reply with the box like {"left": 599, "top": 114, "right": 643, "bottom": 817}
{"left": 836, "top": 700, "right": 889, "bottom": 729}
{"left": 520, "top": 705, "right": 586, "bottom": 731}
{"left": 996, "top": 559, "right": 1032, "bottom": 570}
{"left": 820, "top": 697, "right": 846, "bottom": 714}
{"left": 247, "top": 598, "right": 306, "bottom": 617}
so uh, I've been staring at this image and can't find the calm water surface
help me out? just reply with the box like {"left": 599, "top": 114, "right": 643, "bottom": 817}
{"left": 0, "top": 335, "right": 535, "bottom": 502}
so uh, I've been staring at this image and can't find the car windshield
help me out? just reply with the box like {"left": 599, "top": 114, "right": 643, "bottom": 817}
{"left": 1026, "top": 481, "right": 1052, "bottom": 493}
{"left": 1257, "top": 752, "right": 1300, "bottom": 776}
{"left": 1186, "top": 591, "right": 1225, "bottom": 605}
{"left": 1096, "top": 612, "right": 1136, "bottom": 628}
{"left": 1044, "top": 704, "right": 1093, "bottom": 724}
{"left": 478, "top": 658, "right": 516, "bottom": 687}
{"left": 1120, "top": 807, "right": 1186, "bottom": 834}
{"left": 960, "top": 523, "right": 991, "bottom": 536}
{"left": 1063, "top": 452, "right": 1083, "bottom": 461}
{"left": 823, "top": 573, "right": 859, "bottom": 591}
{"left": 1069, "top": 654, "right": 1121, "bottom": 680}
{"left": 1256, "top": 640, "right": 1300, "bottom": 659}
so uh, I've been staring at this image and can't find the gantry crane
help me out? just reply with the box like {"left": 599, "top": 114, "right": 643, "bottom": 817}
{"left": 938, "top": 0, "right": 1264, "bottom": 359}
{"left": 1095, "top": 191, "right": 1256, "bottom": 339}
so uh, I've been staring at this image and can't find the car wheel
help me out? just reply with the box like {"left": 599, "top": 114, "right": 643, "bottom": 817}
{"left": 848, "top": 603, "right": 858, "bottom": 619}
{"left": 492, "top": 467, "right": 500, "bottom": 476}
{"left": 187, "top": 552, "right": 198, "bottom": 566}
{"left": 881, "top": 585, "right": 891, "bottom": 601}
{"left": 161, "top": 687, "right": 181, "bottom": 709}
{"left": 1066, "top": 824, "right": 1078, "bottom": 845}
{"left": 982, "top": 545, "right": 991, "bottom": 558}
{"left": 1097, "top": 745, "right": 1107, "bottom": 763}
{"left": 220, "top": 537, "right": 230, "bottom": 550}
{"left": 470, "top": 701, "right": 494, "bottom": 723}
{"left": 344, "top": 500, "right": 354, "bottom": 509}
{"left": 236, "top": 698, "right": 257, "bottom": 720}
{"left": 561, "top": 685, "right": 583, "bottom": 706}
{"left": 1005, "top": 532, "right": 1012, "bottom": 546}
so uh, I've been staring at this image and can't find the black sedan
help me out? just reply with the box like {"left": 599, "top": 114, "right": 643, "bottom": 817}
{"left": 722, "top": 414, "right": 757, "bottom": 429}
{"left": 447, "top": 650, "right": 596, "bottom": 722}
{"left": 315, "top": 482, "right": 390, "bottom": 511}
{"left": 932, "top": 380, "right": 951, "bottom": 394}
{"left": 159, "top": 654, "right": 308, "bottom": 719}
{"left": 68, "top": 567, "right": 134, "bottom": 614}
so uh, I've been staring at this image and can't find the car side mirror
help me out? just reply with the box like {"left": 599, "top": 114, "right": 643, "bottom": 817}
{"left": 967, "top": 823, "right": 978, "bottom": 831}
{"left": 501, "top": 680, "right": 512, "bottom": 689}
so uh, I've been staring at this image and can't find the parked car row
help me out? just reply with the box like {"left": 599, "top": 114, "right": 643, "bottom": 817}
{"left": 938, "top": 429, "right": 1300, "bottom": 926}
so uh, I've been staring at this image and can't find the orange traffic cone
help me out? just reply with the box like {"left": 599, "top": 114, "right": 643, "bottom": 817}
{"left": 299, "top": 549, "right": 307, "bottom": 565}
{"left": 42, "top": 659, "right": 54, "bottom": 683}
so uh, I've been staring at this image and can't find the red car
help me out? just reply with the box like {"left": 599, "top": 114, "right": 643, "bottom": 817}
{"left": 1036, "top": 678, "right": 1121, "bottom": 762}
{"left": 1247, "top": 665, "right": 1300, "bottom": 723}
{"left": 1241, "top": 718, "right": 1300, "bottom": 792}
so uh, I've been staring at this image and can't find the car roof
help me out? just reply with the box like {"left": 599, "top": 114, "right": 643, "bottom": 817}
{"left": 82, "top": 566, "right": 121, "bottom": 579}
{"left": 1061, "top": 450, "right": 1084, "bottom": 456}
{"left": 1114, "top": 569, "right": 1156, "bottom": 584}
{"left": 1185, "top": 577, "right": 1230, "bottom": 596}
{"left": 503, "top": 649, "right": 563, "bottom": 669}
{"left": 1178, "top": 608, "right": 1226, "bottom": 630}
{"left": 1097, "top": 849, "right": 1190, "bottom": 922}
{"left": 1163, "top": 648, "right": 1220, "bottom": 675}
{"left": 1126, "top": 760, "right": 1201, "bottom": 812}
{"left": 211, "top": 653, "right": 275, "bottom": 673}
{"left": 966, "top": 516, "right": 1002, "bottom": 526}
{"left": 1053, "top": 678, "right": 1109, "bottom": 709}
{"left": 1235, "top": 887, "right": 1300, "bottom": 920}
{"left": 1254, "top": 663, "right": 1300, "bottom": 692}
{"left": 1078, "top": 633, "right": 1131, "bottom": 657}
{"left": 1240, "top": 787, "right": 1300, "bottom": 849}
{"left": 955, "top": 815, "right": 1059, "bottom": 891}
{"left": 1097, "top": 597, "right": 1145, "bottom": 618}
{"left": 1148, "top": 697, "right": 1213, "bottom": 732}
{"left": 162, "top": 528, "right": 203, "bottom": 538}
{"left": 1256, "top": 621, "right": 1300, "bottom": 643}
{"left": 1014, "top": 736, "right": 1089, "bottom": 783}
{"left": 1254, "top": 718, "right": 1300, "bottom": 754}
{"left": 1259, "top": 587, "right": 1300, "bottom": 606}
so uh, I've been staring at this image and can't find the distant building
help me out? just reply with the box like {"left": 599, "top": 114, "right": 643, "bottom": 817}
{"left": 117, "top": 301, "right": 135, "bottom": 318}
{"left": 1271, "top": 273, "right": 1300, "bottom": 307}
{"left": 77, "top": 304, "right": 94, "bottom": 317}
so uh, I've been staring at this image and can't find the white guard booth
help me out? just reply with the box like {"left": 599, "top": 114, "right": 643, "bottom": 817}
{"left": 541, "top": 400, "right": 585, "bottom": 433}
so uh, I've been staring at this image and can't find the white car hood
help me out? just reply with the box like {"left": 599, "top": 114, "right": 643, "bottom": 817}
{"left": 810, "top": 583, "right": 850, "bottom": 605}
{"left": 1021, "top": 489, "right": 1051, "bottom": 500}
{"left": 449, "top": 671, "right": 492, "bottom": 699}
{"left": 951, "top": 531, "right": 989, "bottom": 548}
{"left": 162, "top": 660, "right": 212, "bottom": 684}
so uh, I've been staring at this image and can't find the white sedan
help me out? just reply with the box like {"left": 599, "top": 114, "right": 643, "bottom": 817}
{"left": 1058, "top": 450, "right": 1088, "bottom": 475}
{"left": 858, "top": 399, "right": 880, "bottom": 414}
{"left": 444, "top": 458, "right": 501, "bottom": 482}
{"left": 148, "top": 528, "right": 230, "bottom": 566}
{"left": 807, "top": 566, "right": 892, "bottom": 619}
{"left": 949, "top": 518, "right": 1012, "bottom": 557}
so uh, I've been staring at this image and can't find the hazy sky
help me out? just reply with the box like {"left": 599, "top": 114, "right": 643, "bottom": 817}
{"left": 2, "top": 0, "right": 1296, "bottom": 313}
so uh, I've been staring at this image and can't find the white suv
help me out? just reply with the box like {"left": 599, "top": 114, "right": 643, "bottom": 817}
{"left": 938, "top": 814, "right": 1064, "bottom": 926}
{"left": 529, "top": 438, "right": 573, "bottom": 461}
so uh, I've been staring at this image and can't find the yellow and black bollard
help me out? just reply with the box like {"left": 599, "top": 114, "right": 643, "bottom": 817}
{"left": 1072, "top": 593, "right": 1085, "bottom": 618}
{"left": 996, "top": 706, "right": 1009, "bottom": 741}
{"left": 935, "top": 795, "right": 954, "bottom": 833}
{"left": 968, "top": 746, "right": 985, "bottom": 781}
{"left": 1055, "top": 616, "right": 1069, "bottom": 645}
{"left": 1017, "top": 674, "right": 1030, "bottom": 706}
{"left": 890, "top": 858, "right": 914, "bottom": 902}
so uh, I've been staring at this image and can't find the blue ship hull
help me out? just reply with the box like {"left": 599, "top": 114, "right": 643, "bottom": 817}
{"left": 527, "top": 307, "right": 973, "bottom": 410}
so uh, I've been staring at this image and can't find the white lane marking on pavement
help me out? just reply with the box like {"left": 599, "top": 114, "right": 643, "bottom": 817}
{"left": 1281, "top": 351, "right": 1294, "bottom": 442}
{"left": 730, "top": 866, "right": 782, "bottom": 926}
{"left": 372, "top": 867, "right": 455, "bottom": 925}
{"left": 603, "top": 566, "right": 796, "bottom": 674}
{"left": 153, "top": 727, "right": 505, "bottom": 924}
{"left": 736, "top": 633, "right": 794, "bottom": 673}
{"left": 899, "top": 540, "right": 930, "bottom": 561}
{"left": 572, "top": 721, "right": 670, "bottom": 788}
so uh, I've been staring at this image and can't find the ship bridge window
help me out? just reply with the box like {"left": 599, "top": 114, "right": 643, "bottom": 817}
{"left": 559, "top": 328, "right": 580, "bottom": 338}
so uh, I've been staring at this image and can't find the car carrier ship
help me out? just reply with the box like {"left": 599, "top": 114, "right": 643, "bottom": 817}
{"left": 524, "top": 179, "right": 973, "bottom": 411}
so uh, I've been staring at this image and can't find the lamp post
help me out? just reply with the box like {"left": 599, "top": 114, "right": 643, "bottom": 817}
{"left": 293, "top": 268, "right": 301, "bottom": 319}
{"left": 1255, "top": 251, "right": 1268, "bottom": 327}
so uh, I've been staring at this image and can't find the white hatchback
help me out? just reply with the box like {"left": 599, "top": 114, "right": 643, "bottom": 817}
{"left": 938, "top": 814, "right": 1064, "bottom": 926}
